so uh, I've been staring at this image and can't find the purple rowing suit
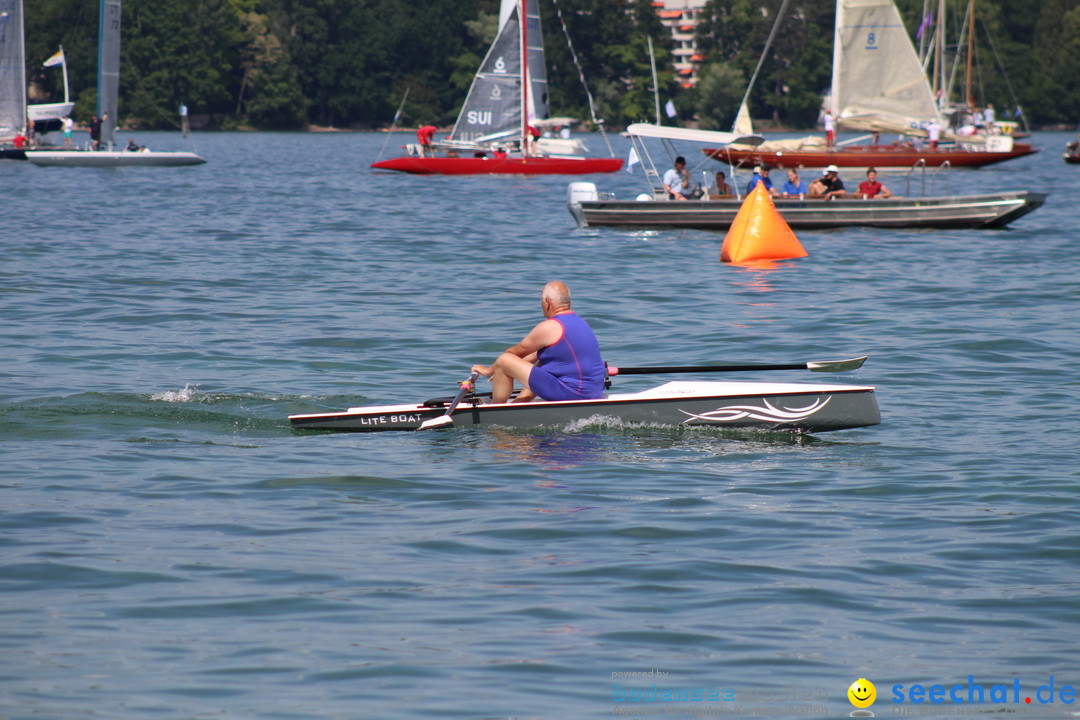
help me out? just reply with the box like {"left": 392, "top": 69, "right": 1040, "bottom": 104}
{"left": 528, "top": 312, "right": 605, "bottom": 401}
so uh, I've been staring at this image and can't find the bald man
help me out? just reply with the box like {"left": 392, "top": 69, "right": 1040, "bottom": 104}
{"left": 471, "top": 281, "right": 605, "bottom": 403}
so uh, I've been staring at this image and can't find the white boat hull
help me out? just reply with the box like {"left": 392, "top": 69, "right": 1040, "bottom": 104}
{"left": 25, "top": 149, "right": 206, "bottom": 167}
{"left": 290, "top": 381, "right": 881, "bottom": 434}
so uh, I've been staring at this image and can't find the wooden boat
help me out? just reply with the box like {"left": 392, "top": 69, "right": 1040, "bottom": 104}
{"left": 371, "top": 0, "right": 621, "bottom": 176}
{"left": 703, "top": 0, "right": 1035, "bottom": 170}
{"left": 1065, "top": 140, "right": 1080, "bottom": 165}
{"left": 569, "top": 189, "right": 1046, "bottom": 231}
{"left": 704, "top": 141, "right": 1036, "bottom": 171}
{"left": 290, "top": 379, "right": 880, "bottom": 434}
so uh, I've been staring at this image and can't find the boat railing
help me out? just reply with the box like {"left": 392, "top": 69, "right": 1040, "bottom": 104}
{"left": 930, "top": 160, "right": 952, "bottom": 196}
{"left": 904, "top": 159, "right": 951, "bottom": 197}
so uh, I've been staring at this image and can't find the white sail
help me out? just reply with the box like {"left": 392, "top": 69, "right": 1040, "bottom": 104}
{"left": 98, "top": 0, "right": 121, "bottom": 148}
{"left": 449, "top": 0, "right": 547, "bottom": 144}
{"left": 0, "top": 0, "right": 26, "bottom": 141}
{"left": 831, "top": 0, "right": 943, "bottom": 136}
{"left": 523, "top": 0, "right": 548, "bottom": 125}
{"left": 732, "top": 101, "right": 754, "bottom": 136}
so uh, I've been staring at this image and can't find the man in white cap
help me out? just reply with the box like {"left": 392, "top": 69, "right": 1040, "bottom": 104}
{"left": 812, "top": 164, "right": 847, "bottom": 200}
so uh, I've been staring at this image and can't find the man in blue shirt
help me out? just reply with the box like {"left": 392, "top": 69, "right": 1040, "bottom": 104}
{"left": 472, "top": 281, "right": 605, "bottom": 403}
{"left": 746, "top": 164, "right": 780, "bottom": 197}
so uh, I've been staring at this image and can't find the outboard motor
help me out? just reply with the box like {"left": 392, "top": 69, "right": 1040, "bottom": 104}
{"left": 567, "top": 182, "right": 599, "bottom": 228}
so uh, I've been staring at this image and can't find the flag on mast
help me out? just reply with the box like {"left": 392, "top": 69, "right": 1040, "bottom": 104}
{"left": 43, "top": 49, "right": 66, "bottom": 67}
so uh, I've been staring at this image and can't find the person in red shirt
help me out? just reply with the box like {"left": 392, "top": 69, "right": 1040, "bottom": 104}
{"left": 857, "top": 168, "right": 892, "bottom": 199}
{"left": 416, "top": 125, "right": 437, "bottom": 156}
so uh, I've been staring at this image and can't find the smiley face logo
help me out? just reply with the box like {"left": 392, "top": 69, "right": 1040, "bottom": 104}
{"left": 848, "top": 678, "right": 876, "bottom": 709}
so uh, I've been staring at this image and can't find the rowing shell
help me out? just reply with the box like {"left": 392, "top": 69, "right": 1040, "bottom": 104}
{"left": 289, "top": 380, "right": 880, "bottom": 433}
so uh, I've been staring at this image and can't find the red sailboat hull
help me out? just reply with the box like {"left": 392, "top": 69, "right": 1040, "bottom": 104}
{"left": 371, "top": 155, "right": 623, "bottom": 175}
{"left": 704, "top": 142, "right": 1037, "bottom": 169}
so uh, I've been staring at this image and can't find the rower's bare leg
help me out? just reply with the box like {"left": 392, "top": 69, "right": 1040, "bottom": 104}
{"left": 490, "top": 352, "right": 535, "bottom": 403}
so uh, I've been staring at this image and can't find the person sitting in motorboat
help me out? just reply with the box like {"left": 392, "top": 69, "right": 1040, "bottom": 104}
{"left": 810, "top": 164, "right": 847, "bottom": 200}
{"left": 746, "top": 164, "right": 781, "bottom": 197}
{"left": 126, "top": 139, "right": 143, "bottom": 152}
{"left": 710, "top": 170, "right": 732, "bottom": 198}
{"left": 471, "top": 281, "right": 605, "bottom": 404}
{"left": 663, "top": 156, "right": 693, "bottom": 200}
{"left": 780, "top": 168, "right": 807, "bottom": 198}
{"left": 856, "top": 167, "right": 892, "bottom": 199}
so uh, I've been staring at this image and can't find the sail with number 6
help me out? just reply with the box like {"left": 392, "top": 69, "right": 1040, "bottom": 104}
{"left": 448, "top": 0, "right": 548, "bottom": 145}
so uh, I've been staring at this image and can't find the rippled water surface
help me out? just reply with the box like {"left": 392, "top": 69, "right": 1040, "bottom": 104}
{"left": 2, "top": 131, "right": 1079, "bottom": 719}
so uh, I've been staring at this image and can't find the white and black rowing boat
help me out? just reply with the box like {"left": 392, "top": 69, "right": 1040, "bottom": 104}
{"left": 289, "top": 357, "right": 880, "bottom": 434}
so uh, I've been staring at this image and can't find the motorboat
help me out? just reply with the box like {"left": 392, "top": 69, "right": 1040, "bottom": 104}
{"left": 568, "top": 124, "right": 1045, "bottom": 231}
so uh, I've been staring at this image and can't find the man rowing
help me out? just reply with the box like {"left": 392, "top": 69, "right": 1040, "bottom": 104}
{"left": 471, "top": 281, "right": 605, "bottom": 404}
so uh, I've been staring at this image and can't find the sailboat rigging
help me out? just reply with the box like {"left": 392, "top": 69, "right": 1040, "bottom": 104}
{"left": 704, "top": 0, "right": 1035, "bottom": 170}
{"left": 372, "top": 0, "right": 622, "bottom": 175}
{"left": 25, "top": 0, "right": 205, "bottom": 167}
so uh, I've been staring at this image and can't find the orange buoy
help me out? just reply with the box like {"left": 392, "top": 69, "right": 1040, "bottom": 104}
{"left": 720, "top": 183, "right": 807, "bottom": 264}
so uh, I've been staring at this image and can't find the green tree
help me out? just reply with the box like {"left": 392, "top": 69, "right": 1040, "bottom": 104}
{"left": 693, "top": 61, "right": 745, "bottom": 129}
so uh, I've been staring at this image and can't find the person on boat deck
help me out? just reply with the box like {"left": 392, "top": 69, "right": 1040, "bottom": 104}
{"left": 928, "top": 119, "right": 941, "bottom": 149}
{"left": 89, "top": 113, "right": 106, "bottom": 150}
{"left": 663, "top": 156, "right": 692, "bottom": 200}
{"left": 471, "top": 281, "right": 605, "bottom": 404}
{"left": 780, "top": 168, "right": 807, "bottom": 198}
{"left": 811, "top": 165, "right": 847, "bottom": 200}
{"left": 62, "top": 116, "right": 74, "bottom": 148}
{"left": 416, "top": 125, "right": 437, "bottom": 156}
{"left": 824, "top": 110, "right": 835, "bottom": 147}
{"left": 713, "top": 170, "right": 732, "bottom": 196}
{"left": 526, "top": 125, "right": 541, "bottom": 155}
{"left": 857, "top": 167, "right": 892, "bottom": 199}
{"left": 746, "top": 164, "right": 780, "bottom": 197}
{"left": 126, "top": 139, "right": 142, "bottom": 152}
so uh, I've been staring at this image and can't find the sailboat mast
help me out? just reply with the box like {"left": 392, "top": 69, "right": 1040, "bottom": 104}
{"left": 647, "top": 35, "right": 661, "bottom": 125}
{"left": 0, "top": 0, "right": 28, "bottom": 139}
{"left": 965, "top": 0, "right": 974, "bottom": 109}
{"left": 60, "top": 44, "right": 69, "bottom": 103}
{"left": 520, "top": 0, "right": 529, "bottom": 156}
{"left": 829, "top": 0, "right": 843, "bottom": 118}
{"left": 98, "top": 0, "right": 121, "bottom": 149}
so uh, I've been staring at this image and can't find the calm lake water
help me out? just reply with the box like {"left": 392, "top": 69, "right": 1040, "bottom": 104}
{"left": 2, "top": 130, "right": 1079, "bottom": 719}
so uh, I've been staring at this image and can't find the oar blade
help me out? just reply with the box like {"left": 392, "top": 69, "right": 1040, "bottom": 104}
{"left": 419, "top": 415, "right": 455, "bottom": 430}
{"left": 806, "top": 356, "right": 867, "bottom": 372}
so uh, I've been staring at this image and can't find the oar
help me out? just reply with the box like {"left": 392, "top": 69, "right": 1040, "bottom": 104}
{"left": 607, "top": 356, "right": 866, "bottom": 376}
{"left": 419, "top": 371, "right": 480, "bottom": 430}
